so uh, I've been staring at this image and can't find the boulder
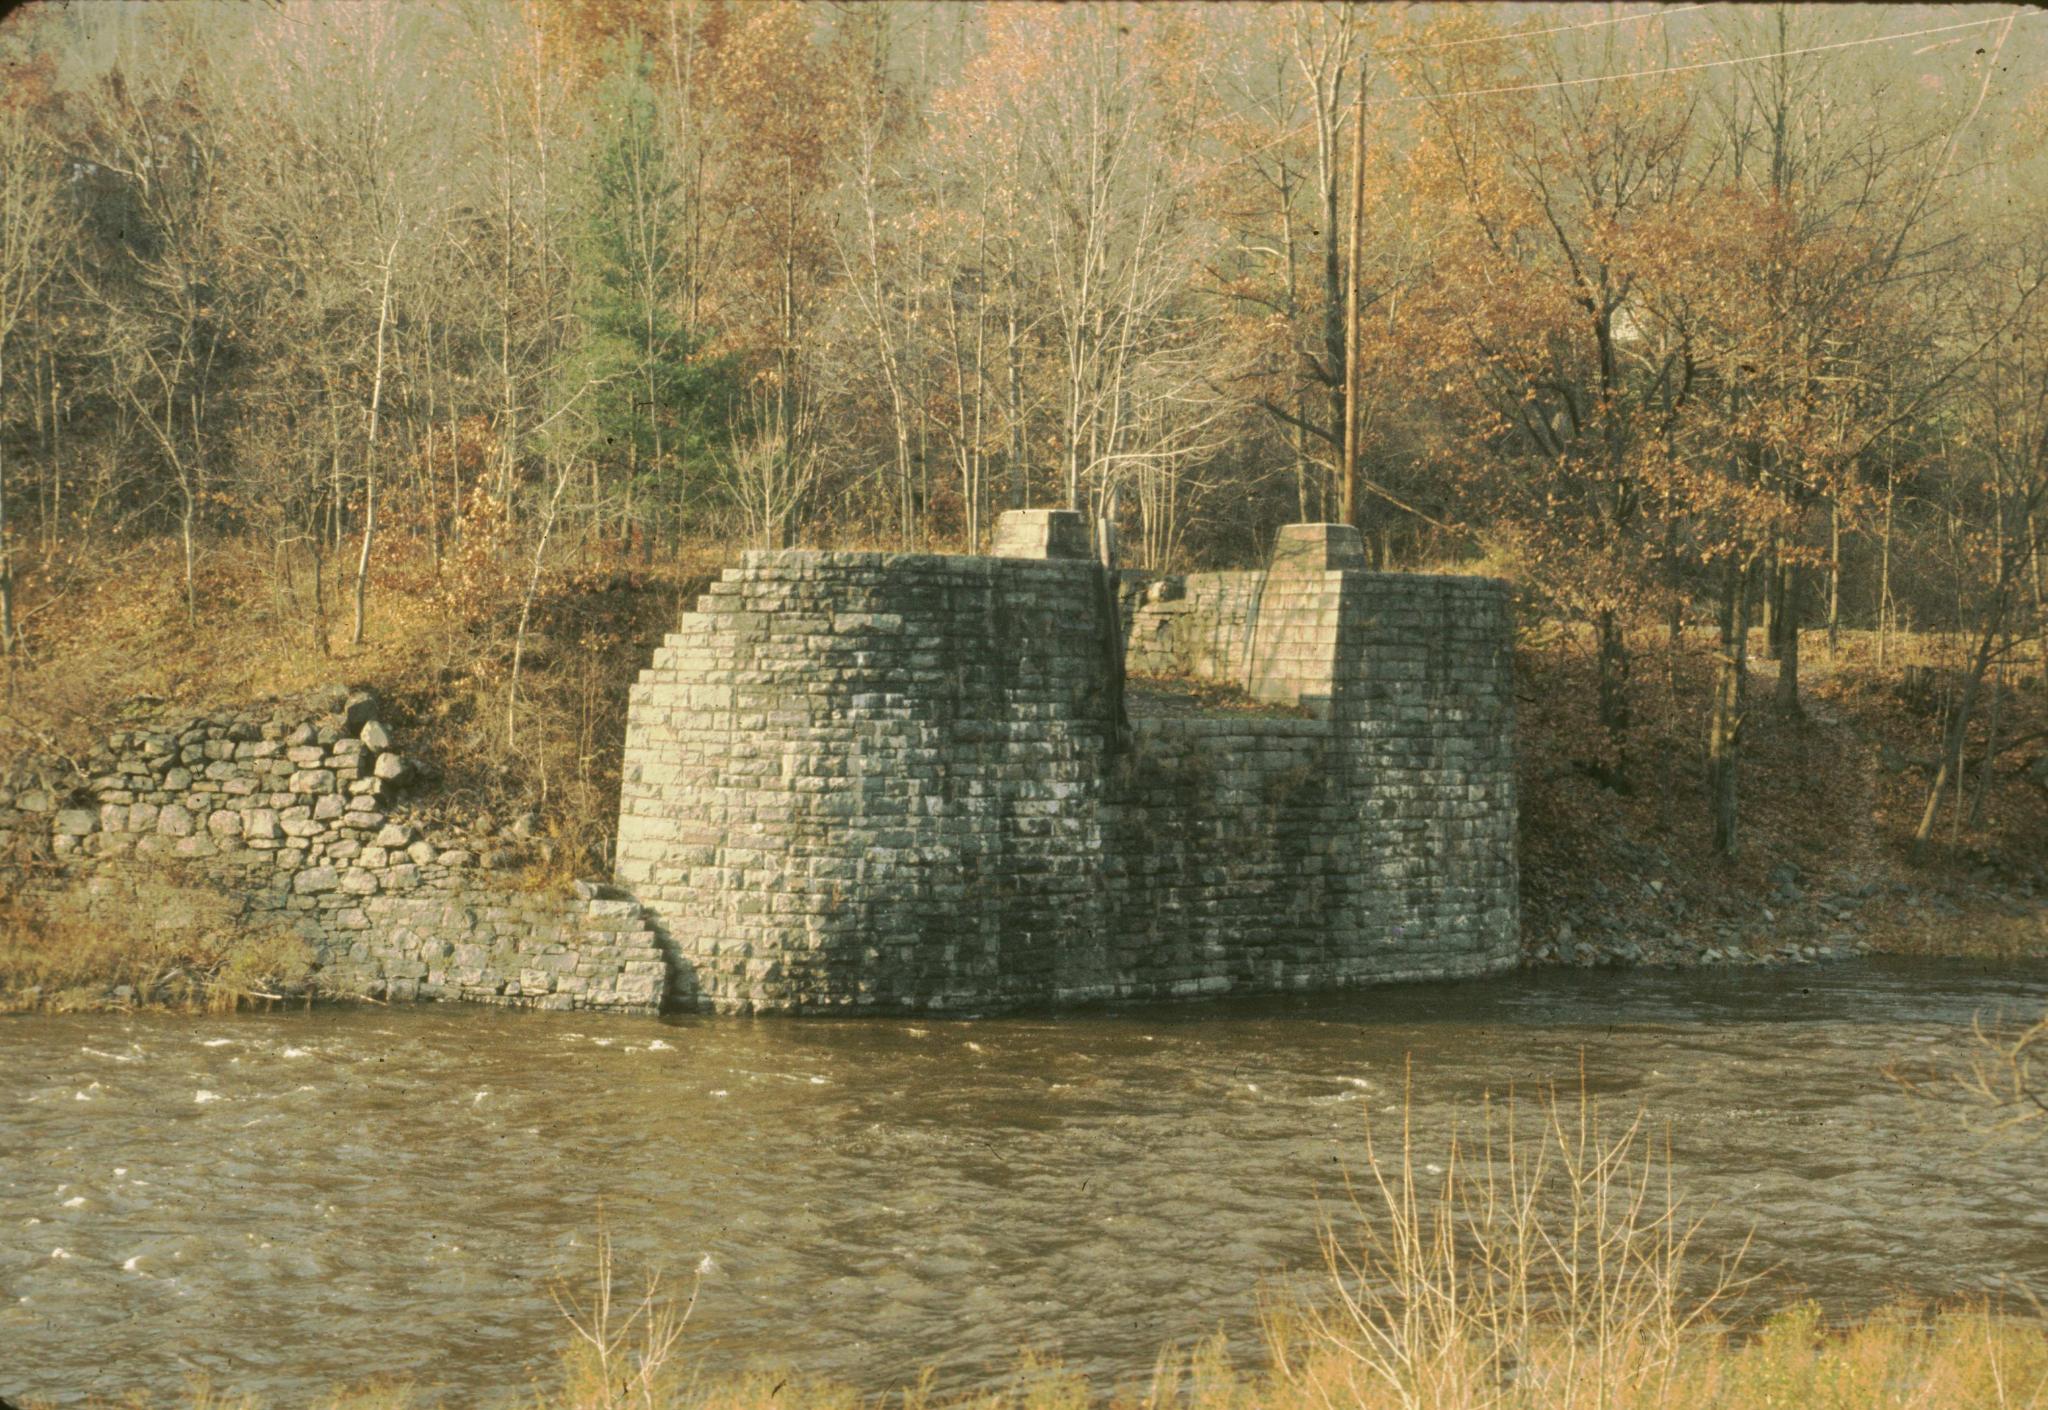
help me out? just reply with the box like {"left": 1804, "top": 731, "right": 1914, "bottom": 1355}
{"left": 294, "top": 866, "right": 340, "bottom": 894}
{"left": 342, "top": 690, "right": 380, "bottom": 732}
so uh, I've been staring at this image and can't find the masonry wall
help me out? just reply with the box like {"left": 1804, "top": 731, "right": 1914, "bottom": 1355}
{"left": 1122, "top": 572, "right": 1264, "bottom": 687}
{"left": 0, "top": 689, "right": 665, "bottom": 1012}
{"left": 619, "top": 542, "right": 1520, "bottom": 1013}
{"left": 2, "top": 543, "right": 1516, "bottom": 1018}
{"left": 616, "top": 553, "right": 1119, "bottom": 1012}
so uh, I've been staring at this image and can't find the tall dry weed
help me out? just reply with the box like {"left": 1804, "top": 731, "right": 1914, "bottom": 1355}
{"left": 1273, "top": 1062, "right": 1750, "bottom": 1410}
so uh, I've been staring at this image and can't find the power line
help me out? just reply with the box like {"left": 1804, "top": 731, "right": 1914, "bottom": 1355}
{"left": 1189, "top": 10, "right": 2034, "bottom": 202}
{"left": 1384, "top": 11, "right": 2038, "bottom": 104}
{"left": 1369, "top": 5, "right": 1708, "bottom": 59}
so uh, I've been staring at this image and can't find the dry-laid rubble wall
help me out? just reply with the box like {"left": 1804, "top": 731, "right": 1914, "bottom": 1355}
{"left": 0, "top": 688, "right": 664, "bottom": 1012}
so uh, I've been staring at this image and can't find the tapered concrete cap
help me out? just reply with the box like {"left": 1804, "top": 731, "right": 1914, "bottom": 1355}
{"left": 988, "top": 509, "right": 1091, "bottom": 560}
{"left": 1270, "top": 522, "right": 1367, "bottom": 572}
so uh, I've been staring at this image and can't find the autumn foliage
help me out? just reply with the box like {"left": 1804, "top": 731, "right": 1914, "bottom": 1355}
{"left": 0, "top": 2, "right": 2044, "bottom": 879}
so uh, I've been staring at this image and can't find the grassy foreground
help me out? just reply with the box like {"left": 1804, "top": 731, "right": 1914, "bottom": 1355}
{"left": 95, "top": 1308, "right": 2033, "bottom": 1410}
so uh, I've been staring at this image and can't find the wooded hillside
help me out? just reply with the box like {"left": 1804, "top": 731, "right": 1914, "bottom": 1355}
{"left": 2, "top": 1, "right": 2045, "bottom": 879}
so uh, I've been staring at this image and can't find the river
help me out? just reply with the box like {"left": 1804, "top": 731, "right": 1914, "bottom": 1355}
{"left": 4, "top": 958, "right": 2045, "bottom": 1406}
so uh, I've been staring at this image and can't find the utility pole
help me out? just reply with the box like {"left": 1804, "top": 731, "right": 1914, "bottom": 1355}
{"left": 1340, "top": 53, "right": 1367, "bottom": 531}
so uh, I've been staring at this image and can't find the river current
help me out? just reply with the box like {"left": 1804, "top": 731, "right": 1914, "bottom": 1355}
{"left": 4, "top": 958, "right": 2045, "bottom": 1406}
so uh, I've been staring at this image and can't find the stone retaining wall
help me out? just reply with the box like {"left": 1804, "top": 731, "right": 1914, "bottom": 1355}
{"left": 4, "top": 523, "right": 1517, "bottom": 1018}
{"left": 0, "top": 688, "right": 664, "bottom": 1012}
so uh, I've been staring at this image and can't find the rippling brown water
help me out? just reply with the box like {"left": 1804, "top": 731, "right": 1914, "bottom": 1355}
{"left": 4, "top": 958, "right": 2045, "bottom": 1406}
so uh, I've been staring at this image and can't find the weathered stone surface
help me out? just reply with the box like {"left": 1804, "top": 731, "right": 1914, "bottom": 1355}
{"left": 987, "top": 507, "right": 1091, "bottom": 561}
{"left": 343, "top": 691, "right": 380, "bottom": 731}
{"left": 11, "top": 538, "right": 1515, "bottom": 1024}
{"left": 1268, "top": 521, "right": 1369, "bottom": 572}
{"left": 617, "top": 539, "right": 1518, "bottom": 1015}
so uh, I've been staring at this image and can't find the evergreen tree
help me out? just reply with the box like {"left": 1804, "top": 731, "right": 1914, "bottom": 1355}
{"left": 573, "top": 39, "right": 733, "bottom": 555}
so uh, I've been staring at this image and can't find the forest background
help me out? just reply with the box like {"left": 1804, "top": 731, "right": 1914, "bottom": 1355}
{"left": 2, "top": 0, "right": 2046, "bottom": 941}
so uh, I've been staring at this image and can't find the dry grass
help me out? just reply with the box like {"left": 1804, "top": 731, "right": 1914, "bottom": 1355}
{"left": 1270, "top": 1067, "right": 1749, "bottom": 1410}
{"left": 151, "top": 1308, "right": 2040, "bottom": 1410}
{"left": 0, "top": 879, "right": 313, "bottom": 1013}
{"left": 1124, "top": 672, "right": 1310, "bottom": 720}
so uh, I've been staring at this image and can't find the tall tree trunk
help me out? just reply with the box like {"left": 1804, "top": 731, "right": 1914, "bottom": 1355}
{"left": 1318, "top": 94, "right": 1344, "bottom": 485}
{"left": 2030, "top": 506, "right": 2045, "bottom": 695}
{"left": 1775, "top": 560, "right": 1801, "bottom": 715}
{"left": 309, "top": 494, "right": 330, "bottom": 657}
{"left": 1760, "top": 541, "right": 1781, "bottom": 661}
{"left": 1007, "top": 290, "right": 1025, "bottom": 510}
{"left": 353, "top": 234, "right": 398, "bottom": 648}
{"left": 0, "top": 346, "right": 13, "bottom": 654}
{"left": 1912, "top": 599, "right": 2006, "bottom": 861}
{"left": 179, "top": 469, "right": 198, "bottom": 630}
{"left": 1878, "top": 470, "right": 1896, "bottom": 671}
{"left": 1969, "top": 666, "right": 2002, "bottom": 829}
{"left": 1339, "top": 64, "right": 1365, "bottom": 531}
{"left": 1596, "top": 607, "right": 1632, "bottom": 788}
{"left": 1826, "top": 501, "right": 1841, "bottom": 662}
{"left": 1708, "top": 559, "right": 1751, "bottom": 858}
{"left": 508, "top": 456, "right": 573, "bottom": 750}
{"left": 0, "top": 452, "right": 14, "bottom": 657}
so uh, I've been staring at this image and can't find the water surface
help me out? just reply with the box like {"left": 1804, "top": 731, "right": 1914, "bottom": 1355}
{"left": 4, "top": 958, "right": 2045, "bottom": 1405}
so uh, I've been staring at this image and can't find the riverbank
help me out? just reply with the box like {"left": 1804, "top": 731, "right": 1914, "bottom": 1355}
{"left": 0, "top": 886, "right": 312, "bottom": 1015}
{"left": 3, "top": 535, "right": 2044, "bottom": 1001}
{"left": 1517, "top": 626, "right": 2048, "bottom": 971}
